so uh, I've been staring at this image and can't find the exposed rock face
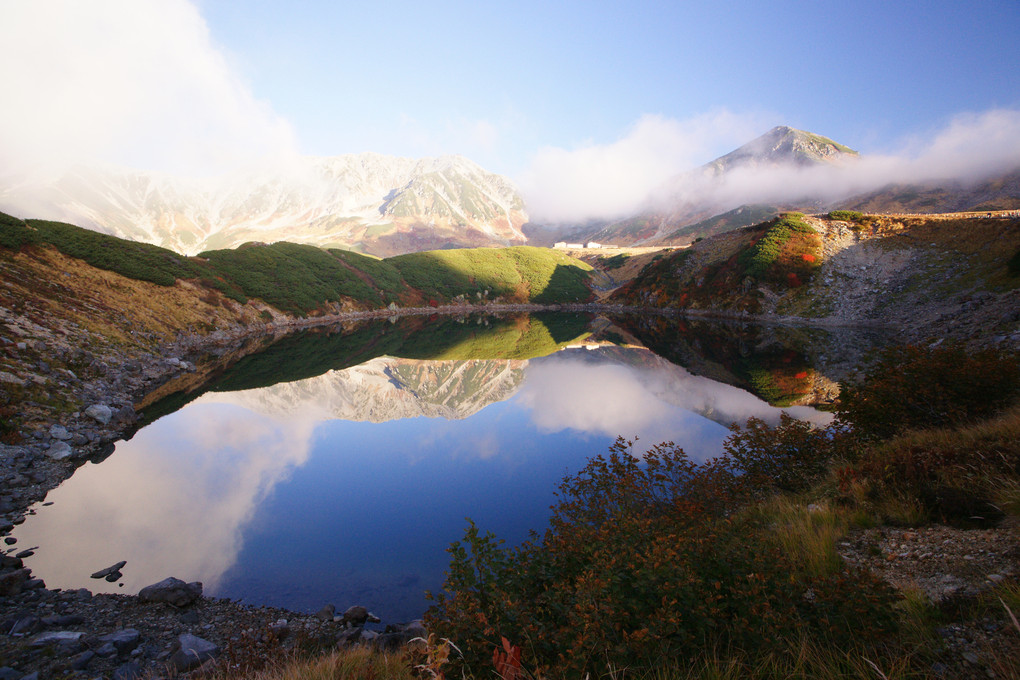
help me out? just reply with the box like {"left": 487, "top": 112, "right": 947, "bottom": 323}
{"left": 0, "top": 154, "right": 528, "bottom": 257}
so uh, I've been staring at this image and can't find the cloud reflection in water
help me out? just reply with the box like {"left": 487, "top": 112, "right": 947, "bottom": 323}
{"left": 12, "top": 346, "right": 831, "bottom": 613}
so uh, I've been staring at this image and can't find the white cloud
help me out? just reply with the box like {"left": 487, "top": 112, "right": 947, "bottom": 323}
{"left": 12, "top": 401, "right": 318, "bottom": 595}
{"left": 516, "top": 111, "right": 768, "bottom": 223}
{"left": 516, "top": 353, "right": 832, "bottom": 458}
{"left": 0, "top": 0, "right": 296, "bottom": 177}
{"left": 518, "top": 108, "right": 1020, "bottom": 225}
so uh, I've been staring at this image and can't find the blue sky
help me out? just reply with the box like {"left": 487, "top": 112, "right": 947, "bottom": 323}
{"left": 1, "top": 0, "right": 1018, "bottom": 220}
{"left": 193, "top": 0, "right": 1020, "bottom": 171}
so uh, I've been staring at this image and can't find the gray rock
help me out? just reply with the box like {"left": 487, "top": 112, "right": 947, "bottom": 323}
{"left": 112, "top": 661, "right": 143, "bottom": 680}
{"left": 137, "top": 577, "right": 202, "bottom": 607}
{"left": 41, "top": 614, "right": 85, "bottom": 627}
{"left": 269, "top": 619, "right": 289, "bottom": 638}
{"left": 9, "top": 616, "right": 41, "bottom": 636}
{"left": 0, "top": 668, "right": 19, "bottom": 680}
{"left": 179, "top": 609, "right": 200, "bottom": 625}
{"left": 0, "top": 568, "right": 30, "bottom": 596}
{"left": 0, "top": 372, "right": 22, "bottom": 386}
{"left": 315, "top": 603, "right": 335, "bottom": 621}
{"left": 48, "top": 424, "right": 71, "bottom": 440}
{"left": 336, "top": 626, "right": 363, "bottom": 646}
{"left": 46, "top": 441, "right": 74, "bottom": 460}
{"left": 170, "top": 633, "right": 220, "bottom": 672}
{"left": 84, "top": 404, "right": 113, "bottom": 425}
{"left": 99, "top": 628, "right": 141, "bottom": 654}
{"left": 341, "top": 605, "right": 370, "bottom": 626}
{"left": 29, "top": 630, "right": 84, "bottom": 647}
{"left": 112, "top": 405, "right": 137, "bottom": 426}
{"left": 69, "top": 650, "right": 96, "bottom": 671}
{"left": 90, "top": 560, "right": 127, "bottom": 579}
{"left": 95, "top": 642, "right": 119, "bottom": 658}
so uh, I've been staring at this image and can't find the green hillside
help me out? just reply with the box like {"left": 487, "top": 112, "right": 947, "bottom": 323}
{"left": 389, "top": 246, "right": 593, "bottom": 304}
{"left": 0, "top": 212, "right": 594, "bottom": 315}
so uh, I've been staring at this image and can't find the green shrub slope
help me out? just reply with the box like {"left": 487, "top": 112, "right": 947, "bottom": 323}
{"left": 0, "top": 212, "right": 594, "bottom": 315}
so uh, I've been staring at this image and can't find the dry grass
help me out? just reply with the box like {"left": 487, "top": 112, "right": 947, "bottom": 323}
{"left": 216, "top": 647, "right": 414, "bottom": 680}
{"left": 743, "top": 498, "right": 849, "bottom": 577}
{"left": 644, "top": 638, "right": 917, "bottom": 680}
{"left": 5, "top": 246, "right": 267, "bottom": 348}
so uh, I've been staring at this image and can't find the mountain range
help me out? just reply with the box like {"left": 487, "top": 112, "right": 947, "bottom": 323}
{"left": 2, "top": 127, "right": 1018, "bottom": 256}
{"left": 0, "top": 154, "right": 527, "bottom": 257}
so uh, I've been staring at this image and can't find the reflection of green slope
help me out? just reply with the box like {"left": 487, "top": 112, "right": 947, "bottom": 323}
{"left": 614, "top": 316, "right": 822, "bottom": 406}
{"left": 140, "top": 313, "right": 592, "bottom": 422}
{"left": 398, "top": 312, "right": 590, "bottom": 361}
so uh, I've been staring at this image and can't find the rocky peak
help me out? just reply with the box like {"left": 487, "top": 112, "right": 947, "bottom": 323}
{"left": 708, "top": 125, "right": 858, "bottom": 173}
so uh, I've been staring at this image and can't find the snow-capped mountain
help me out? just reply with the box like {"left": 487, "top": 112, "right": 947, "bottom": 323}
{"left": 0, "top": 153, "right": 528, "bottom": 257}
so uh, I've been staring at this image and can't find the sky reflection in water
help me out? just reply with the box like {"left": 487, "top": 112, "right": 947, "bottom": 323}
{"left": 12, "top": 347, "right": 830, "bottom": 621}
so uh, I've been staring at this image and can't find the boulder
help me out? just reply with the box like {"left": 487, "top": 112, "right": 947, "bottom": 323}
{"left": 69, "top": 650, "right": 95, "bottom": 671}
{"left": 315, "top": 603, "right": 336, "bottom": 621}
{"left": 0, "top": 568, "right": 30, "bottom": 596}
{"left": 137, "top": 577, "right": 202, "bottom": 607}
{"left": 170, "top": 633, "right": 220, "bottom": 672}
{"left": 336, "top": 626, "right": 363, "bottom": 646}
{"left": 48, "top": 424, "right": 71, "bottom": 440}
{"left": 95, "top": 642, "right": 119, "bottom": 658}
{"left": 41, "top": 614, "right": 85, "bottom": 627}
{"left": 340, "top": 605, "right": 379, "bottom": 627}
{"left": 46, "top": 441, "right": 74, "bottom": 460}
{"left": 84, "top": 404, "right": 113, "bottom": 425}
{"left": 29, "top": 630, "right": 84, "bottom": 647}
{"left": 99, "top": 628, "right": 141, "bottom": 655}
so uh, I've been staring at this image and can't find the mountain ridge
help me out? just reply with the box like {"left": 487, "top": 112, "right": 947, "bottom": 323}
{"left": 0, "top": 153, "right": 528, "bottom": 257}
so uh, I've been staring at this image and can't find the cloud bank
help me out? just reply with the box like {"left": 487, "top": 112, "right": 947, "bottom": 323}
{"left": 516, "top": 112, "right": 767, "bottom": 224}
{"left": 0, "top": 0, "right": 296, "bottom": 177}
{"left": 519, "top": 109, "right": 1020, "bottom": 225}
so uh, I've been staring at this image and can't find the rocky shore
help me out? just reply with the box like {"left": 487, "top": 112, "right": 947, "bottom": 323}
{"left": 0, "top": 303, "right": 448, "bottom": 678}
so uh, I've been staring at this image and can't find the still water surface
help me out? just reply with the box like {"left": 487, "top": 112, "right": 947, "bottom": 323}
{"left": 12, "top": 313, "right": 850, "bottom": 621}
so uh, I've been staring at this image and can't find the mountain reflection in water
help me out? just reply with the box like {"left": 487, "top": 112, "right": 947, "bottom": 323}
{"left": 12, "top": 314, "right": 853, "bottom": 621}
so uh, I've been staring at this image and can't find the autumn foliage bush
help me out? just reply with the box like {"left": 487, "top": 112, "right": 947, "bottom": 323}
{"left": 427, "top": 344, "right": 1020, "bottom": 677}
{"left": 426, "top": 440, "right": 898, "bottom": 677}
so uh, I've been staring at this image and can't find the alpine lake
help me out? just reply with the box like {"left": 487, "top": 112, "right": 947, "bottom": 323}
{"left": 9, "top": 312, "right": 886, "bottom": 622}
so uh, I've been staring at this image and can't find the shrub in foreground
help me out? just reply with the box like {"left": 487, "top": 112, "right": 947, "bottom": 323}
{"left": 427, "top": 440, "right": 898, "bottom": 678}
